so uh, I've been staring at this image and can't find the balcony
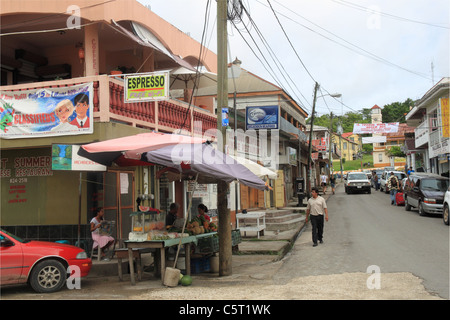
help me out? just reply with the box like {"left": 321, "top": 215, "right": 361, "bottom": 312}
{"left": 414, "top": 120, "right": 429, "bottom": 148}
{"left": 0, "top": 75, "right": 217, "bottom": 138}
{"left": 429, "top": 130, "right": 440, "bottom": 147}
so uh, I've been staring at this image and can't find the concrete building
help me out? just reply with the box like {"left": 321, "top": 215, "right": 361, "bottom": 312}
{"left": 405, "top": 77, "right": 449, "bottom": 175}
{"left": 189, "top": 58, "right": 309, "bottom": 209}
{"left": 0, "top": 0, "right": 217, "bottom": 244}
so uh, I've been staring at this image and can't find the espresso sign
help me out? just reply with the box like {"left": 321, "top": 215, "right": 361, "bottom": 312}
{"left": 124, "top": 72, "right": 169, "bottom": 102}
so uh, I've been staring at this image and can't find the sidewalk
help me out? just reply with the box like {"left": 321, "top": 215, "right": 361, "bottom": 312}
{"left": 237, "top": 189, "right": 333, "bottom": 260}
{"left": 88, "top": 190, "right": 334, "bottom": 280}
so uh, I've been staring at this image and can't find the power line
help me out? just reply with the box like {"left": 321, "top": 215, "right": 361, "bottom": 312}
{"left": 332, "top": 0, "right": 450, "bottom": 30}
{"left": 239, "top": 2, "right": 311, "bottom": 110}
{"left": 179, "top": 0, "right": 212, "bottom": 131}
{"left": 0, "top": 0, "right": 117, "bottom": 30}
{"left": 266, "top": 0, "right": 317, "bottom": 84}
{"left": 268, "top": 0, "right": 433, "bottom": 81}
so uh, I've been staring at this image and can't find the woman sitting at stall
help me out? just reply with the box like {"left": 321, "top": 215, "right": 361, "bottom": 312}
{"left": 197, "top": 204, "right": 211, "bottom": 221}
{"left": 90, "top": 207, "right": 115, "bottom": 260}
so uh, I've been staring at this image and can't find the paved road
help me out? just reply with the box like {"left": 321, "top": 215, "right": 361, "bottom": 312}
{"left": 274, "top": 184, "right": 449, "bottom": 299}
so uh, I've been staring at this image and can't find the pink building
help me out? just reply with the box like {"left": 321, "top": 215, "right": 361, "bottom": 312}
{"left": 0, "top": 0, "right": 217, "bottom": 244}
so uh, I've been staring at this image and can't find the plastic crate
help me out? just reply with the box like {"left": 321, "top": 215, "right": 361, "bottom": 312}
{"left": 232, "top": 229, "right": 242, "bottom": 246}
{"left": 190, "top": 256, "right": 211, "bottom": 274}
{"left": 196, "top": 235, "right": 219, "bottom": 253}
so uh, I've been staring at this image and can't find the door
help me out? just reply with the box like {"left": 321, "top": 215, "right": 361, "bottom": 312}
{"left": 103, "top": 171, "right": 134, "bottom": 244}
{"left": 0, "top": 235, "right": 24, "bottom": 285}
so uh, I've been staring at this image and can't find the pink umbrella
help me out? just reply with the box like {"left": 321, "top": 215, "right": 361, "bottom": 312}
{"left": 78, "top": 131, "right": 206, "bottom": 166}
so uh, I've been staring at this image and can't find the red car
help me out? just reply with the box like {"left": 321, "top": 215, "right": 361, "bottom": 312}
{"left": 0, "top": 228, "right": 92, "bottom": 293}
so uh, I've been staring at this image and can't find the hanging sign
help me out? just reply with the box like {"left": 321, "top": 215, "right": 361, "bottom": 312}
{"left": 246, "top": 105, "right": 279, "bottom": 130}
{"left": 353, "top": 122, "right": 399, "bottom": 134}
{"left": 0, "top": 83, "right": 93, "bottom": 139}
{"left": 124, "top": 71, "right": 169, "bottom": 102}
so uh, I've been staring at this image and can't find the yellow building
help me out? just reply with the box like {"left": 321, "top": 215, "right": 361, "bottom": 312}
{"left": 332, "top": 133, "right": 360, "bottom": 162}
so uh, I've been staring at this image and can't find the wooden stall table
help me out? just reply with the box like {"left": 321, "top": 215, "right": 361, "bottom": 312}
{"left": 124, "top": 236, "right": 197, "bottom": 285}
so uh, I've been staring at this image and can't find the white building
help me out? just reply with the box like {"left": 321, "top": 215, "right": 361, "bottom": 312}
{"left": 405, "top": 77, "right": 449, "bottom": 175}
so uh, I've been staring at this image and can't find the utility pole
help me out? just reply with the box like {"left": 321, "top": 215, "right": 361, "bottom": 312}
{"left": 217, "top": 0, "right": 232, "bottom": 276}
{"left": 306, "top": 82, "right": 319, "bottom": 197}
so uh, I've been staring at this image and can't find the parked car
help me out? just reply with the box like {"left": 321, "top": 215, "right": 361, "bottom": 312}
{"left": 0, "top": 229, "right": 92, "bottom": 293}
{"left": 404, "top": 173, "right": 449, "bottom": 216}
{"left": 443, "top": 186, "right": 450, "bottom": 225}
{"left": 380, "top": 171, "right": 407, "bottom": 193}
{"left": 345, "top": 172, "right": 371, "bottom": 194}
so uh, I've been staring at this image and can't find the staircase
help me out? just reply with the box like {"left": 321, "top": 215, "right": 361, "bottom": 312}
{"left": 238, "top": 206, "right": 306, "bottom": 235}
{"left": 265, "top": 208, "right": 305, "bottom": 231}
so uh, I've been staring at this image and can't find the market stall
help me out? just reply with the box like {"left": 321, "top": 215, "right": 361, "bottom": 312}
{"left": 79, "top": 132, "right": 268, "bottom": 284}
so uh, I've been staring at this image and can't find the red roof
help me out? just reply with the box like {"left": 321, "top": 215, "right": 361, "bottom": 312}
{"left": 371, "top": 105, "right": 381, "bottom": 109}
{"left": 342, "top": 132, "right": 354, "bottom": 138}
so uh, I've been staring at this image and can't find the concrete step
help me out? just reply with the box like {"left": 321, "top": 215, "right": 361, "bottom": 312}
{"left": 265, "top": 213, "right": 303, "bottom": 224}
{"left": 264, "top": 209, "right": 294, "bottom": 217}
{"left": 265, "top": 216, "right": 305, "bottom": 231}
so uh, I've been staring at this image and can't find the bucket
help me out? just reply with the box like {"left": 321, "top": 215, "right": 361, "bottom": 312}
{"left": 163, "top": 267, "right": 181, "bottom": 287}
{"left": 210, "top": 255, "right": 219, "bottom": 273}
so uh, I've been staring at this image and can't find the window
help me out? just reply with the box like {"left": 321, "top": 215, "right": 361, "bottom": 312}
{"left": 343, "top": 142, "right": 347, "bottom": 150}
{"left": 429, "top": 109, "right": 439, "bottom": 132}
{"left": 378, "top": 154, "right": 383, "bottom": 162}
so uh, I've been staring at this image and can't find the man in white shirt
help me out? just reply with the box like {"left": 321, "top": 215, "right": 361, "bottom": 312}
{"left": 306, "top": 187, "right": 329, "bottom": 247}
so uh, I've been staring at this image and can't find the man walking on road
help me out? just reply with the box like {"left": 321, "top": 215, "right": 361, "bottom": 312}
{"left": 305, "top": 187, "right": 329, "bottom": 247}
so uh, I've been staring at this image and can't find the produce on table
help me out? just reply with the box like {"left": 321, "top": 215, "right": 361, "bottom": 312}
{"left": 184, "top": 216, "right": 217, "bottom": 235}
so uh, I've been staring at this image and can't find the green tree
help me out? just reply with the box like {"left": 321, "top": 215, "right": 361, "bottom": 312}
{"left": 381, "top": 98, "right": 414, "bottom": 123}
{"left": 385, "top": 146, "right": 406, "bottom": 157}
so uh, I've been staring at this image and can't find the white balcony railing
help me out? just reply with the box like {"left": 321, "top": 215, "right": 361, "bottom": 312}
{"left": 415, "top": 120, "right": 429, "bottom": 148}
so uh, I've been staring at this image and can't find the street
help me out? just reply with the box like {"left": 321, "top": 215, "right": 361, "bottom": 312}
{"left": 1, "top": 184, "right": 448, "bottom": 300}
{"left": 275, "top": 183, "right": 450, "bottom": 299}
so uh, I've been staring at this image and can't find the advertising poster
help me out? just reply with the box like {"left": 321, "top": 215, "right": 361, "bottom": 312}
{"left": 51, "top": 144, "right": 106, "bottom": 172}
{"left": 246, "top": 105, "right": 279, "bottom": 130}
{"left": 0, "top": 82, "right": 93, "bottom": 139}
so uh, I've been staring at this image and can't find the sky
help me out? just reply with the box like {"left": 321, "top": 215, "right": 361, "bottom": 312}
{"left": 140, "top": 0, "right": 449, "bottom": 117}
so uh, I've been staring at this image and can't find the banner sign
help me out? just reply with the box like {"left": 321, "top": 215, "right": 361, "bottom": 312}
{"left": 124, "top": 72, "right": 169, "bottom": 102}
{"left": 0, "top": 83, "right": 93, "bottom": 139}
{"left": 362, "top": 136, "right": 387, "bottom": 144}
{"left": 52, "top": 144, "right": 106, "bottom": 171}
{"left": 353, "top": 122, "right": 399, "bottom": 134}
{"left": 246, "top": 105, "right": 279, "bottom": 130}
{"left": 440, "top": 98, "right": 449, "bottom": 138}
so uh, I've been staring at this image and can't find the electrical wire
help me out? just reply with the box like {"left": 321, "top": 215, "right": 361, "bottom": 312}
{"left": 332, "top": 0, "right": 450, "bottom": 30}
{"left": 231, "top": 1, "right": 312, "bottom": 112}
{"left": 0, "top": 0, "right": 117, "bottom": 30}
{"left": 269, "top": 0, "right": 435, "bottom": 80}
{"left": 178, "top": 0, "right": 212, "bottom": 132}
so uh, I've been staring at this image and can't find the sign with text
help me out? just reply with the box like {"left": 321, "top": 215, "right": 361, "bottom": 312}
{"left": 353, "top": 122, "right": 399, "bottom": 134}
{"left": 440, "top": 98, "right": 449, "bottom": 138}
{"left": 124, "top": 72, "right": 169, "bottom": 102}
{"left": 246, "top": 105, "right": 279, "bottom": 130}
{"left": 52, "top": 144, "right": 106, "bottom": 171}
{"left": 0, "top": 83, "right": 93, "bottom": 139}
